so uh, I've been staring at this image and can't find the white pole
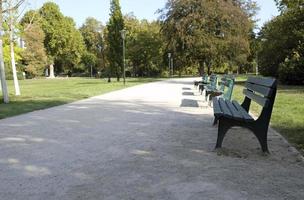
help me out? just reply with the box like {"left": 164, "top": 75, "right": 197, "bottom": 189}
{"left": 9, "top": 3, "right": 20, "bottom": 95}
{"left": 0, "top": 1, "right": 9, "bottom": 103}
{"left": 123, "top": 37, "right": 125, "bottom": 85}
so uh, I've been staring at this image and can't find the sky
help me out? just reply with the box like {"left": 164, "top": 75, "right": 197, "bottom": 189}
{"left": 27, "top": 0, "right": 279, "bottom": 29}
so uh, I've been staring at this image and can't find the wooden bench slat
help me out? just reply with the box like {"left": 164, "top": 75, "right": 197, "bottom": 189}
{"left": 218, "top": 98, "right": 232, "bottom": 116}
{"left": 243, "top": 89, "right": 269, "bottom": 107}
{"left": 245, "top": 82, "right": 273, "bottom": 97}
{"left": 225, "top": 100, "right": 243, "bottom": 120}
{"left": 231, "top": 100, "right": 254, "bottom": 122}
{"left": 247, "top": 77, "right": 277, "bottom": 88}
{"left": 213, "top": 98, "right": 223, "bottom": 116}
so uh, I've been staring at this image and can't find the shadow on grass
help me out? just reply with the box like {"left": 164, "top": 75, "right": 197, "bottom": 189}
{"left": 75, "top": 81, "right": 107, "bottom": 85}
{"left": 0, "top": 100, "right": 69, "bottom": 119}
{"left": 274, "top": 125, "right": 304, "bottom": 153}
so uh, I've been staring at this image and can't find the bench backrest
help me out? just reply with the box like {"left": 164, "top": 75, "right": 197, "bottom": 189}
{"left": 209, "top": 74, "right": 217, "bottom": 88}
{"left": 202, "top": 74, "right": 208, "bottom": 83}
{"left": 221, "top": 76, "right": 235, "bottom": 101}
{"left": 243, "top": 77, "right": 277, "bottom": 108}
{"left": 242, "top": 76, "right": 277, "bottom": 125}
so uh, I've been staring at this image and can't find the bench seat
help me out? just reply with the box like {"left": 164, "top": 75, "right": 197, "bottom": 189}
{"left": 213, "top": 98, "right": 254, "bottom": 122}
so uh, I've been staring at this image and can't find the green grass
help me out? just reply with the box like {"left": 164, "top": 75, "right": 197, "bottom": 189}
{"left": 0, "top": 77, "right": 159, "bottom": 119}
{"left": 233, "top": 76, "right": 304, "bottom": 153}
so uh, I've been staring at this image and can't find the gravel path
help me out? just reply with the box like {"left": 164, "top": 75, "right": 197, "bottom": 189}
{"left": 0, "top": 78, "right": 303, "bottom": 200}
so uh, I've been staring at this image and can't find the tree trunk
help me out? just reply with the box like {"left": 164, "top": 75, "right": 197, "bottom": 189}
{"left": 49, "top": 64, "right": 55, "bottom": 78}
{"left": 207, "top": 62, "right": 212, "bottom": 75}
{"left": 199, "top": 61, "right": 205, "bottom": 76}
{"left": 0, "top": 1, "right": 9, "bottom": 103}
{"left": 9, "top": 6, "right": 20, "bottom": 96}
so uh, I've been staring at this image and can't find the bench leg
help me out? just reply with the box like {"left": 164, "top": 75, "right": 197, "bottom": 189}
{"left": 215, "top": 119, "right": 230, "bottom": 149}
{"left": 253, "top": 129, "right": 269, "bottom": 153}
{"left": 213, "top": 117, "right": 218, "bottom": 126}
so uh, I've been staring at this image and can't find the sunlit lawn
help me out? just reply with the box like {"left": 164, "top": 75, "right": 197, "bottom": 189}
{"left": 0, "top": 77, "right": 159, "bottom": 119}
{"left": 233, "top": 76, "right": 304, "bottom": 153}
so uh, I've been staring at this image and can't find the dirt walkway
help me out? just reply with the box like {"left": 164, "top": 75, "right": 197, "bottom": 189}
{"left": 0, "top": 78, "right": 303, "bottom": 200}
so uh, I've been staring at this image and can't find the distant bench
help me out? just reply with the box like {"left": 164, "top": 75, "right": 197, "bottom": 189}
{"left": 199, "top": 74, "right": 217, "bottom": 94}
{"left": 205, "top": 75, "right": 235, "bottom": 102}
{"left": 194, "top": 74, "right": 208, "bottom": 88}
{"left": 212, "top": 77, "right": 277, "bottom": 153}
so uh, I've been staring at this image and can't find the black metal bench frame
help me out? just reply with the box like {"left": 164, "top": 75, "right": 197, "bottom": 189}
{"left": 213, "top": 77, "right": 277, "bottom": 153}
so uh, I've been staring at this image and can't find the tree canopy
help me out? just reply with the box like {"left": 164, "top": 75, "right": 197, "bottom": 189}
{"left": 106, "top": 0, "right": 124, "bottom": 81}
{"left": 39, "top": 2, "right": 85, "bottom": 73}
{"left": 80, "top": 17, "right": 104, "bottom": 75}
{"left": 258, "top": 1, "right": 304, "bottom": 84}
{"left": 159, "top": 0, "right": 256, "bottom": 75}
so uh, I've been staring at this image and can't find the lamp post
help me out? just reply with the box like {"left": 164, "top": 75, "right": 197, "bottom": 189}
{"left": 90, "top": 65, "right": 93, "bottom": 78}
{"left": 120, "top": 29, "right": 126, "bottom": 85}
{"left": 171, "top": 57, "right": 174, "bottom": 77}
{"left": 168, "top": 53, "right": 171, "bottom": 77}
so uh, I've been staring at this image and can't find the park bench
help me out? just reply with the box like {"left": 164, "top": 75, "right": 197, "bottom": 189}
{"left": 205, "top": 75, "right": 235, "bottom": 102}
{"left": 194, "top": 74, "right": 208, "bottom": 89}
{"left": 212, "top": 77, "right": 277, "bottom": 153}
{"left": 199, "top": 74, "right": 217, "bottom": 94}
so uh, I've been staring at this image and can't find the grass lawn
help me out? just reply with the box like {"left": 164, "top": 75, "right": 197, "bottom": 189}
{"left": 0, "top": 77, "right": 159, "bottom": 119}
{"left": 233, "top": 76, "right": 304, "bottom": 154}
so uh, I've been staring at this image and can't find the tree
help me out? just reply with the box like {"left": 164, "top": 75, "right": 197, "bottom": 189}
{"left": 0, "top": 1, "right": 9, "bottom": 103}
{"left": 21, "top": 23, "right": 47, "bottom": 77}
{"left": 275, "top": 0, "right": 304, "bottom": 11}
{"left": 106, "top": 0, "right": 124, "bottom": 82}
{"left": 124, "top": 15, "right": 164, "bottom": 77}
{"left": 6, "top": 0, "right": 25, "bottom": 95}
{"left": 258, "top": 1, "right": 304, "bottom": 84}
{"left": 80, "top": 17, "right": 104, "bottom": 75}
{"left": 160, "top": 0, "right": 255, "bottom": 75}
{"left": 39, "top": 2, "right": 85, "bottom": 76}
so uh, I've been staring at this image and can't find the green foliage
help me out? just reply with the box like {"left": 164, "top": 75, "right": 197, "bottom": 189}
{"left": 275, "top": 0, "right": 304, "bottom": 11}
{"left": 106, "top": 0, "right": 124, "bottom": 81}
{"left": 80, "top": 51, "right": 97, "bottom": 73}
{"left": 258, "top": 3, "right": 304, "bottom": 84}
{"left": 20, "top": 10, "right": 39, "bottom": 25}
{"left": 21, "top": 23, "right": 48, "bottom": 77}
{"left": 80, "top": 17, "right": 103, "bottom": 53}
{"left": 160, "top": 0, "right": 255, "bottom": 75}
{"left": 279, "top": 54, "right": 304, "bottom": 85}
{"left": 39, "top": 2, "right": 85, "bottom": 73}
{"left": 2, "top": 37, "right": 23, "bottom": 77}
{"left": 79, "top": 17, "right": 104, "bottom": 74}
{"left": 124, "top": 15, "right": 164, "bottom": 77}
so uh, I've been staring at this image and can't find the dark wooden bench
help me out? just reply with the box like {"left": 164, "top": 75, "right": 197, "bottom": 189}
{"left": 205, "top": 75, "right": 235, "bottom": 102}
{"left": 199, "top": 74, "right": 217, "bottom": 94}
{"left": 212, "top": 77, "right": 277, "bottom": 153}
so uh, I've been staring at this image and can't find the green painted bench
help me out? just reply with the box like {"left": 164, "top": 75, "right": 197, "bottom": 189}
{"left": 212, "top": 77, "right": 277, "bottom": 153}
{"left": 205, "top": 75, "right": 235, "bottom": 102}
{"left": 198, "top": 74, "right": 217, "bottom": 94}
{"left": 194, "top": 74, "right": 208, "bottom": 89}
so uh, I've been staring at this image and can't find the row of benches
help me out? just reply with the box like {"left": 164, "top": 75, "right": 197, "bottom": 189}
{"left": 194, "top": 74, "right": 277, "bottom": 153}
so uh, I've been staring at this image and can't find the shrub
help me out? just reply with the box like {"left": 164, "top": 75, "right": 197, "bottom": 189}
{"left": 279, "top": 55, "right": 304, "bottom": 85}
